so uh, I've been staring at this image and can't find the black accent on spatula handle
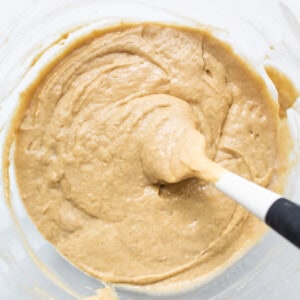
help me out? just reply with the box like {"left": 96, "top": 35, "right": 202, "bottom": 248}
{"left": 265, "top": 198, "right": 300, "bottom": 248}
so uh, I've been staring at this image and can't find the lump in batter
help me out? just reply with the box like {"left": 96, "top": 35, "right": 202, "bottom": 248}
{"left": 13, "top": 24, "right": 290, "bottom": 289}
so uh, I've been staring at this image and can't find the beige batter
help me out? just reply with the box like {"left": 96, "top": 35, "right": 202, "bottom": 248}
{"left": 12, "top": 24, "right": 292, "bottom": 289}
{"left": 85, "top": 286, "right": 118, "bottom": 300}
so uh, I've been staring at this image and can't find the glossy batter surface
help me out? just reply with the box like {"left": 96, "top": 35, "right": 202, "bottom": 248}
{"left": 14, "top": 24, "right": 289, "bottom": 288}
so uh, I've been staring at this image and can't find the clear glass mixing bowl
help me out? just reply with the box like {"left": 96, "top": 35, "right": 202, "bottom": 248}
{"left": 1, "top": 0, "right": 300, "bottom": 299}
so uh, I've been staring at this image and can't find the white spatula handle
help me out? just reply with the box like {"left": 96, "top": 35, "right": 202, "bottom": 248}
{"left": 215, "top": 171, "right": 300, "bottom": 248}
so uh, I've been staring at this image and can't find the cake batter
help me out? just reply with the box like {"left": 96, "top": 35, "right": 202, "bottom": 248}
{"left": 12, "top": 24, "right": 292, "bottom": 289}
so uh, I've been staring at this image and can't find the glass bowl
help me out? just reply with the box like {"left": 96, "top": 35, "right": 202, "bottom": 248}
{"left": 0, "top": 1, "right": 300, "bottom": 299}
